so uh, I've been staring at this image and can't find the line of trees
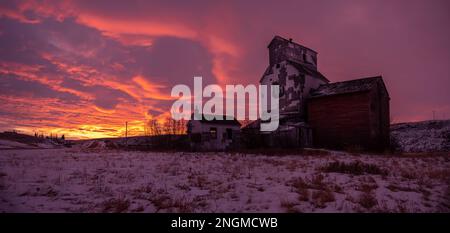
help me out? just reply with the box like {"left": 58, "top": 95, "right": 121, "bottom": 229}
{"left": 34, "top": 132, "right": 65, "bottom": 141}
{"left": 144, "top": 117, "right": 187, "bottom": 136}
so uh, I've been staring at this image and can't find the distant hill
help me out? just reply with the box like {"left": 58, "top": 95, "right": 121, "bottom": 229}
{"left": 0, "top": 131, "right": 65, "bottom": 149}
{"left": 390, "top": 120, "right": 450, "bottom": 153}
{"left": 74, "top": 135, "right": 189, "bottom": 150}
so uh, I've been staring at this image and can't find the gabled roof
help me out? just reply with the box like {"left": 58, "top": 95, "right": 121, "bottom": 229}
{"left": 190, "top": 113, "right": 241, "bottom": 126}
{"left": 259, "top": 60, "right": 329, "bottom": 83}
{"left": 309, "top": 76, "right": 388, "bottom": 98}
{"left": 268, "top": 36, "right": 318, "bottom": 54}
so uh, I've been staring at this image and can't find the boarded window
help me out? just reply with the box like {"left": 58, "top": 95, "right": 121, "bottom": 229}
{"left": 210, "top": 127, "right": 217, "bottom": 139}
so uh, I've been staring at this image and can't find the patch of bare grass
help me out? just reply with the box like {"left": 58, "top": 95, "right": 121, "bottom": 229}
{"left": 101, "top": 197, "right": 130, "bottom": 213}
{"left": 322, "top": 161, "right": 388, "bottom": 176}
{"left": 280, "top": 200, "right": 299, "bottom": 213}
{"left": 358, "top": 192, "right": 378, "bottom": 209}
{"left": 311, "top": 190, "right": 335, "bottom": 208}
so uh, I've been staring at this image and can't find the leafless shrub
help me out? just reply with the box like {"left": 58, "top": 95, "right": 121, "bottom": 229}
{"left": 19, "top": 185, "right": 58, "bottom": 197}
{"left": 400, "top": 170, "right": 417, "bottom": 180}
{"left": 169, "top": 198, "right": 193, "bottom": 213}
{"left": 322, "top": 161, "right": 388, "bottom": 176}
{"left": 45, "top": 187, "right": 58, "bottom": 197}
{"left": 132, "top": 184, "right": 153, "bottom": 199}
{"left": 150, "top": 194, "right": 172, "bottom": 211}
{"left": 297, "top": 187, "right": 310, "bottom": 202}
{"left": 358, "top": 183, "right": 379, "bottom": 193}
{"left": 331, "top": 184, "right": 343, "bottom": 193}
{"left": 424, "top": 169, "right": 450, "bottom": 181}
{"left": 101, "top": 197, "right": 130, "bottom": 213}
{"left": 311, "top": 174, "right": 325, "bottom": 188}
{"left": 288, "top": 175, "right": 332, "bottom": 203}
{"left": 150, "top": 193, "right": 193, "bottom": 213}
{"left": 288, "top": 174, "right": 328, "bottom": 191}
{"left": 358, "top": 192, "right": 378, "bottom": 209}
{"left": 192, "top": 175, "right": 208, "bottom": 188}
{"left": 311, "top": 190, "right": 335, "bottom": 208}
{"left": 386, "top": 184, "right": 416, "bottom": 192}
{"left": 286, "top": 162, "right": 298, "bottom": 172}
{"left": 280, "top": 200, "right": 299, "bottom": 213}
{"left": 175, "top": 183, "right": 191, "bottom": 191}
{"left": 289, "top": 177, "right": 308, "bottom": 191}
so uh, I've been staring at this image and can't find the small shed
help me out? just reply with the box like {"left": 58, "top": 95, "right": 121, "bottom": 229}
{"left": 187, "top": 114, "right": 241, "bottom": 151}
{"left": 307, "top": 76, "right": 390, "bottom": 151}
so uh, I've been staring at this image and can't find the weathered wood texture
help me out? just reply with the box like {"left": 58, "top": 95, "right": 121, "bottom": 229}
{"left": 307, "top": 87, "right": 389, "bottom": 151}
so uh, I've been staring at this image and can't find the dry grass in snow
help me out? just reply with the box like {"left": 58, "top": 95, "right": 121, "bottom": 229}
{"left": 0, "top": 148, "right": 449, "bottom": 213}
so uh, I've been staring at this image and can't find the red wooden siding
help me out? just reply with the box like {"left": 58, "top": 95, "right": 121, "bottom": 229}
{"left": 307, "top": 91, "right": 389, "bottom": 151}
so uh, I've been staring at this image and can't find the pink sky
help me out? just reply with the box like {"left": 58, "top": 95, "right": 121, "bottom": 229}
{"left": 0, "top": 0, "right": 449, "bottom": 138}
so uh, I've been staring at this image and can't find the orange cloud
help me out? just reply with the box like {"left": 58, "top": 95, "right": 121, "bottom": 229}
{"left": 76, "top": 13, "right": 198, "bottom": 40}
{"left": 132, "top": 75, "right": 174, "bottom": 101}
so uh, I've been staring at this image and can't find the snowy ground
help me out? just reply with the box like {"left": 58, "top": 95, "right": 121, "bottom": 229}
{"left": 0, "top": 148, "right": 448, "bottom": 213}
{"left": 391, "top": 120, "right": 450, "bottom": 153}
{"left": 0, "top": 138, "right": 62, "bottom": 149}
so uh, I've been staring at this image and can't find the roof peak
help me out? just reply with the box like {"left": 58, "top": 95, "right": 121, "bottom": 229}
{"left": 268, "top": 35, "right": 317, "bottom": 54}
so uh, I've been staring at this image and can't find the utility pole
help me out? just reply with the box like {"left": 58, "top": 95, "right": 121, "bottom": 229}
{"left": 125, "top": 121, "right": 128, "bottom": 147}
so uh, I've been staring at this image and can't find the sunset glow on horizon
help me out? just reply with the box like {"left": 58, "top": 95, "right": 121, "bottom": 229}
{"left": 1, "top": 0, "right": 449, "bottom": 139}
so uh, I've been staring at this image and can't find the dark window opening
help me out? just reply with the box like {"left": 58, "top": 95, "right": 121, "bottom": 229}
{"left": 303, "top": 53, "right": 307, "bottom": 62}
{"left": 276, "top": 63, "right": 280, "bottom": 68}
{"left": 210, "top": 127, "right": 217, "bottom": 139}
{"left": 226, "top": 128, "right": 233, "bottom": 140}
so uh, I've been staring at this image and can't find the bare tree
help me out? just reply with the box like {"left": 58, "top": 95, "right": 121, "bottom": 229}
{"left": 163, "top": 117, "right": 187, "bottom": 135}
{"left": 145, "top": 117, "right": 187, "bottom": 136}
{"left": 163, "top": 117, "right": 175, "bottom": 135}
{"left": 145, "top": 119, "right": 162, "bottom": 136}
{"left": 176, "top": 118, "right": 187, "bottom": 135}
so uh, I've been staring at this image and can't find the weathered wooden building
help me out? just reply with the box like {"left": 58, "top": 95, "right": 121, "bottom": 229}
{"left": 252, "top": 35, "right": 391, "bottom": 151}
{"left": 195, "top": 35, "right": 390, "bottom": 151}
{"left": 260, "top": 36, "right": 329, "bottom": 120}
{"left": 187, "top": 114, "right": 241, "bottom": 151}
{"left": 257, "top": 36, "right": 328, "bottom": 147}
{"left": 307, "top": 77, "right": 390, "bottom": 151}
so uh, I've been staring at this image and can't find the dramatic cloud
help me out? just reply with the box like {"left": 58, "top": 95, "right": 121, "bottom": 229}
{"left": 0, "top": 0, "right": 449, "bottom": 138}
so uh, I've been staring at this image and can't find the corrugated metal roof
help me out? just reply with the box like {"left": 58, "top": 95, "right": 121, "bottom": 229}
{"left": 310, "top": 76, "right": 383, "bottom": 98}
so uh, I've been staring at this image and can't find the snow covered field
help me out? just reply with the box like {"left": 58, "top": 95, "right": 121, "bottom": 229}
{"left": 0, "top": 148, "right": 448, "bottom": 213}
{"left": 391, "top": 120, "right": 450, "bottom": 153}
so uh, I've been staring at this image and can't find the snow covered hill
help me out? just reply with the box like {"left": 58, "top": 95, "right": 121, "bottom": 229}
{"left": 0, "top": 132, "right": 65, "bottom": 149}
{"left": 391, "top": 120, "right": 450, "bottom": 153}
